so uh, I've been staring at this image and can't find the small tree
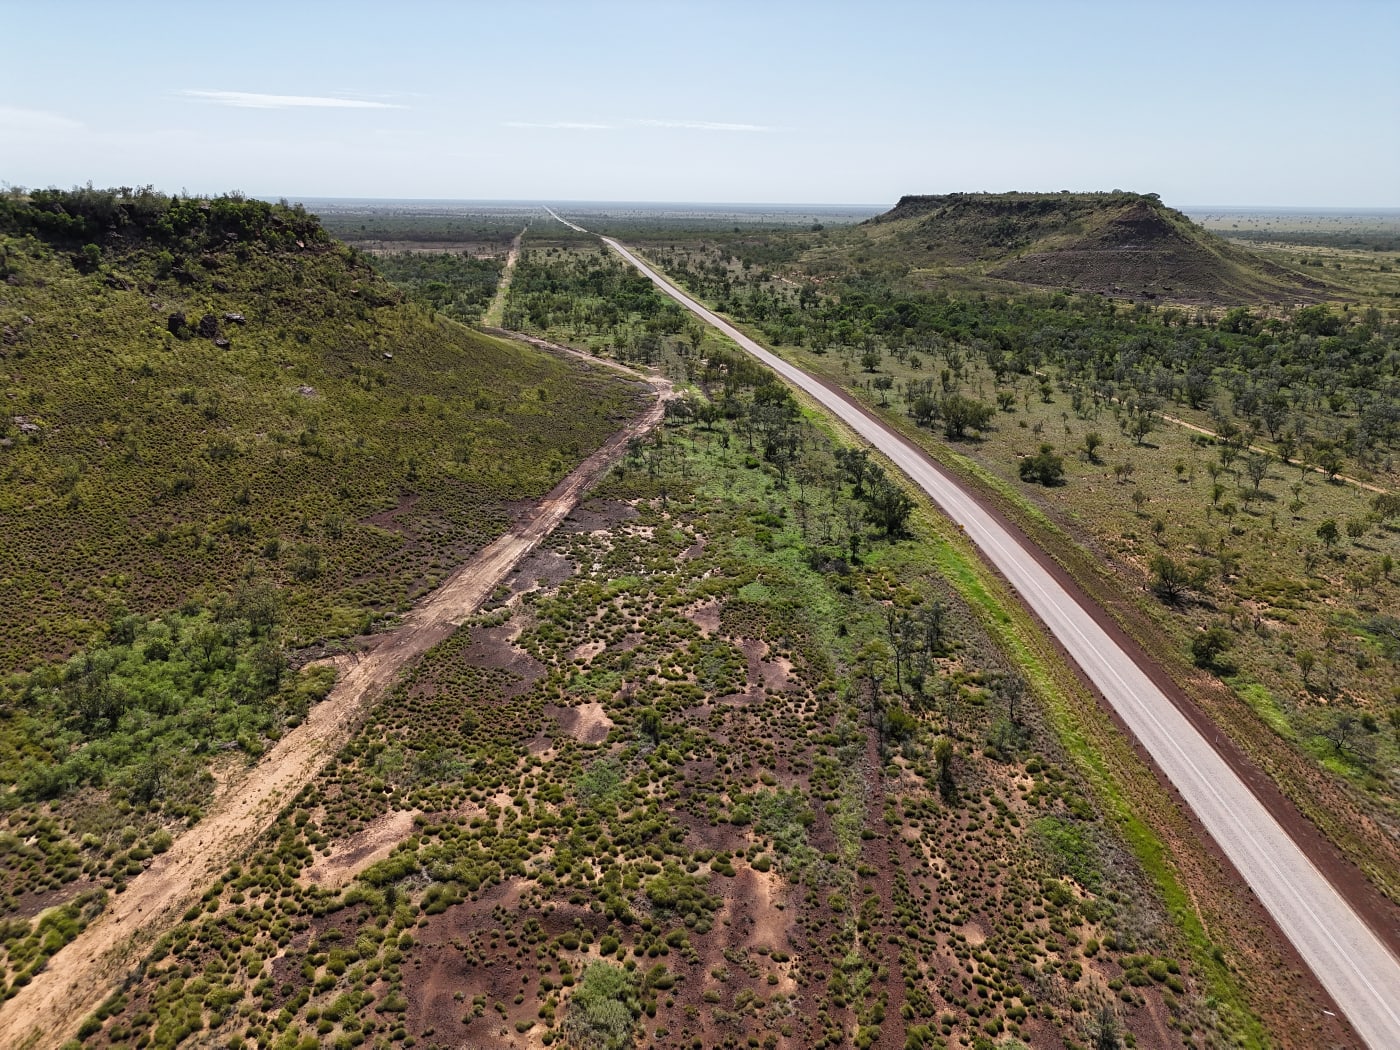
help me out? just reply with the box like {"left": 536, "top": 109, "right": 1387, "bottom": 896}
{"left": 864, "top": 475, "right": 915, "bottom": 538}
{"left": 1244, "top": 452, "right": 1272, "bottom": 492}
{"left": 940, "top": 394, "right": 994, "bottom": 440}
{"left": 1316, "top": 519, "right": 1340, "bottom": 549}
{"left": 1018, "top": 444, "right": 1065, "bottom": 486}
{"left": 934, "top": 736, "right": 956, "bottom": 801}
{"left": 1315, "top": 444, "right": 1344, "bottom": 481}
{"left": 910, "top": 394, "right": 940, "bottom": 427}
{"left": 1083, "top": 431, "right": 1103, "bottom": 462}
{"left": 1150, "top": 554, "right": 1204, "bottom": 605}
{"left": 1297, "top": 649, "right": 1316, "bottom": 686}
{"left": 1191, "top": 623, "right": 1233, "bottom": 671}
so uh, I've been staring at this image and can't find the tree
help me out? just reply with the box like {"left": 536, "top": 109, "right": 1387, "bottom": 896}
{"left": 1018, "top": 444, "right": 1065, "bottom": 486}
{"left": 1297, "top": 649, "right": 1316, "bottom": 687}
{"left": 910, "top": 394, "right": 940, "bottom": 428}
{"left": 637, "top": 707, "right": 663, "bottom": 744}
{"left": 940, "top": 393, "right": 994, "bottom": 441}
{"left": 835, "top": 447, "right": 872, "bottom": 497}
{"left": 75, "top": 242, "right": 103, "bottom": 274}
{"left": 1082, "top": 430, "right": 1103, "bottom": 463}
{"left": 934, "top": 736, "right": 956, "bottom": 801}
{"left": 859, "top": 348, "right": 882, "bottom": 372}
{"left": 1316, "top": 519, "right": 1340, "bottom": 549}
{"left": 1191, "top": 623, "right": 1233, "bottom": 671}
{"left": 1371, "top": 492, "right": 1400, "bottom": 524}
{"left": 864, "top": 475, "right": 915, "bottom": 538}
{"left": 1315, "top": 444, "right": 1344, "bottom": 481}
{"left": 1150, "top": 554, "right": 1205, "bottom": 605}
{"left": 1244, "top": 452, "right": 1272, "bottom": 492}
{"left": 1094, "top": 1006, "right": 1121, "bottom": 1050}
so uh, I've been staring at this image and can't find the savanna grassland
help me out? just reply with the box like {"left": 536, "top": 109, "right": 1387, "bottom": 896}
{"left": 69, "top": 333, "right": 1265, "bottom": 1050}
{"left": 1190, "top": 208, "right": 1400, "bottom": 311}
{"left": 595, "top": 195, "right": 1400, "bottom": 907}
{"left": 1, "top": 188, "right": 1386, "bottom": 1050}
{"left": 0, "top": 188, "right": 648, "bottom": 1005}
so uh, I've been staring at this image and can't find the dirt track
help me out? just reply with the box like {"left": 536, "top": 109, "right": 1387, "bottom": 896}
{"left": 481, "top": 224, "right": 526, "bottom": 328}
{"left": 0, "top": 369, "right": 669, "bottom": 1050}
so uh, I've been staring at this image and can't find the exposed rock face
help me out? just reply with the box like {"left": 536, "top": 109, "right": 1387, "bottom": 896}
{"left": 197, "top": 313, "right": 220, "bottom": 339}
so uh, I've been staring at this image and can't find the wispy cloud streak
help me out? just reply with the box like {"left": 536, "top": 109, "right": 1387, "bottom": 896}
{"left": 0, "top": 105, "right": 83, "bottom": 131}
{"left": 183, "top": 90, "right": 403, "bottom": 110}
{"left": 503, "top": 120, "right": 613, "bottom": 130}
{"left": 635, "top": 119, "right": 770, "bottom": 132}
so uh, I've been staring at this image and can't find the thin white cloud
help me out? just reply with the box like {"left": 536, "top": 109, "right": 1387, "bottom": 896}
{"left": 183, "top": 90, "right": 403, "bottom": 110}
{"left": 0, "top": 105, "right": 83, "bottom": 132}
{"left": 635, "top": 119, "right": 771, "bottom": 132}
{"left": 503, "top": 120, "right": 612, "bottom": 130}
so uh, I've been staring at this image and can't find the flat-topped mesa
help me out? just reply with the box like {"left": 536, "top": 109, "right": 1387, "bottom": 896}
{"left": 872, "top": 189, "right": 1163, "bottom": 224}
{"left": 857, "top": 190, "right": 1325, "bottom": 305}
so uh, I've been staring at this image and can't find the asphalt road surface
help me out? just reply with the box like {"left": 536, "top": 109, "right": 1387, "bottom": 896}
{"left": 592, "top": 229, "right": 1400, "bottom": 1049}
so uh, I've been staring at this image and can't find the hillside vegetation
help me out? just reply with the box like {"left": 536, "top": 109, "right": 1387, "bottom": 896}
{"left": 0, "top": 187, "right": 647, "bottom": 670}
{"left": 817, "top": 192, "right": 1329, "bottom": 305}
{"left": 0, "top": 187, "right": 648, "bottom": 983}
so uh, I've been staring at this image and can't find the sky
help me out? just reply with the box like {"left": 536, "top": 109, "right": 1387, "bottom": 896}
{"left": 2, "top": 0, "right": 1397, "bottom": 207}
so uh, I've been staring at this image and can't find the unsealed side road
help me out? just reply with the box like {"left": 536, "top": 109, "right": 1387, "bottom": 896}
{"left": 0, "top": 365, "right": 670, "bottom": 1050}
{"left": 595, "top": 231, "right": 1400, "bottom": 1050}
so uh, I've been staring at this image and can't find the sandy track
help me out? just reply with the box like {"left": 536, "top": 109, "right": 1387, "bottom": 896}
{"left": 481, "top": 225, "right": 526, "bottom": 328}
{"left": 599, "top": 233, "right": 1400, "bottom": 1049}
{"left": 0, "top": 370, "right": 668, "bottom": 1050}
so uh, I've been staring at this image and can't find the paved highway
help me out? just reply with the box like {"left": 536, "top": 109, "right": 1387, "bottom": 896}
{"left": 581, "top": 225, "right": 1400, "bottom": 1049}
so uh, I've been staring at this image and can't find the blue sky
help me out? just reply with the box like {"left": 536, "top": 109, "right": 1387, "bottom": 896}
{"left": 2, "top": 0, "right": 1396, "bottom": 206}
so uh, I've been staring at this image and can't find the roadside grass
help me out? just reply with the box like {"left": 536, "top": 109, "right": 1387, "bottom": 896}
{"left": 911, "top": 494, "right": 1272, "bottom": 1050}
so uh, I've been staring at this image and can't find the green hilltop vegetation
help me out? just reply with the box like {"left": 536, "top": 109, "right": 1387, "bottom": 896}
{"left": 0, "top": 186, "right": 647, "bottom": 672}
{"left": 808, "top": 191, "right": 1331, "bottom": 305}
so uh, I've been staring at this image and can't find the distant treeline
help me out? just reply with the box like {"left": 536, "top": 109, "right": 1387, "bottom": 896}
{"left": 1223, "top": 229, "right": 1400, "bottom": 253}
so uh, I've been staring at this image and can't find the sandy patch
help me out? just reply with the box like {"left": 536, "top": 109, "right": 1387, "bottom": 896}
{"left": 300, "top": 809, "right": 418, "bottom": 889}
{"left": 556, "top": 701, "right": 615, "bottom": 744}
{"left": 685, "top": 599, "right": 721, "bottom": 636}
{"left": 570, "top": 639, "right": 606, "bottom": 663}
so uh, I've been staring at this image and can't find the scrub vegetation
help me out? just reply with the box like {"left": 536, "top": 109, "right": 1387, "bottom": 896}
{"left": 606, "top": 195, "right": 1400, "bottom": 903}
{"left": 71, "top": 326, "right": 1234, "bottom": 1050}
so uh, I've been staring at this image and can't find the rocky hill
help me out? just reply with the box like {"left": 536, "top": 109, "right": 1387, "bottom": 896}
{"left": 858, "top": 191, "right": 1327, "bottom": 304}
{"left": 0, "top": 187, "right": 647, "bottom": 669}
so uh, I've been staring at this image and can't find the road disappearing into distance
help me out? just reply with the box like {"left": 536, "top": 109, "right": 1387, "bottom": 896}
{"left": 556, "top": 218, "right": 1400, "bottom": 1049}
